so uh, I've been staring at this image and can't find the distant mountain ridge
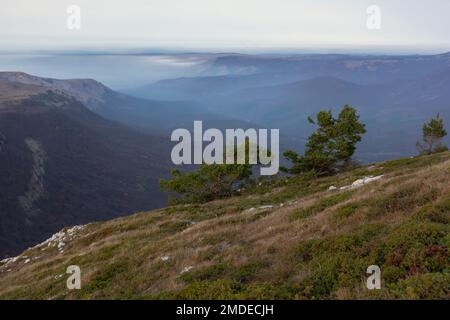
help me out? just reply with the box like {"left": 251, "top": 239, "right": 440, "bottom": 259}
{"left": 0, "top": 72, "right": 110, "bottom": 110}
{"left": 0, "top": 72, "right": 254, "bottom": 135}
{"left": 125, "top": 53, "right": 450, "bottom": 162}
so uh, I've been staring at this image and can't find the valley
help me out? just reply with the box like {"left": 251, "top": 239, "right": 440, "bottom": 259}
{"left": 0, "top": 77, "right": 172, "bottom": 258}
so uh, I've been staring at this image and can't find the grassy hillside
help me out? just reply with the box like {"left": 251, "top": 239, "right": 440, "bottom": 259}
{"left": 1, "top": 152, "right": 449, "bottom": 300}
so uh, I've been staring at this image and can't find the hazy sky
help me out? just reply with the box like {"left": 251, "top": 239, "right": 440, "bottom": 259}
{"left": 1, "top": 0, "right": 450, "bottom": 52}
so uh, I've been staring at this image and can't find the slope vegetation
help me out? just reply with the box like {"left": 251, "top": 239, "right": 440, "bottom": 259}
{"left": 0, "top": 152, "right": 449, "bottom": 299}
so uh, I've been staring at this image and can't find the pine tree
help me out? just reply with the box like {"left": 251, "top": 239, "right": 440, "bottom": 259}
{"left": 416, "top": 114, "right": 448, "bottom": 155}
{"left": 282, "top": 105, "right": 366, "bottom": 176}
{"left": 160, "top": 139, "right": 262, "bottom": 204}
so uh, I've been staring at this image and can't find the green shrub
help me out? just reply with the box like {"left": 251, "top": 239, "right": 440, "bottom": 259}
{"left": 180, "top": 263, "right": 229, "bottom": 283}
{"left": 154, "top": 280, "right": 244, "bottom": 300}
{"left": 231, "top": 261, "right": 267, "bottom": 283}
{"left": 82, "top": 260, "right": 131, "bottom": 294}
{"left": 381, "top": 222, "right": 449, "bottom": 278}
{"left": 333, "top": 202, "right": 363, "bottom": 221}
{"left": 368, "top": 184, "right": 439, "bottom": 217}
{"left": 389, "top": 273, "right": 450, "bottom": 299}
{"left": 158, "top": 220, "right": 191, "bottom": 234}
{"left": 290, "top": 191, "right": 353, "bottom": 220}
{"left": 415, "top": 198, "right": 450, "bottom": 224}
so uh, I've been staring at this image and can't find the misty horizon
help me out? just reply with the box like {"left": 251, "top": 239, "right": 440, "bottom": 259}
{"left": 2, "top": 0, "right": 450, "bottom": 52}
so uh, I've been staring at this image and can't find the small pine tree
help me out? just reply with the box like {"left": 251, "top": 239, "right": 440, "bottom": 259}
{"left": 416, "top": 114, "right": 448, "bottom": 155}
{"left": 160, "top": 139, "right": 264, "bottom": 204}
{"left": 282, "top": 105, "right": 366, "bottom": 176}
{"left": 160, "top": 163, "right": 252, "bottom": 204}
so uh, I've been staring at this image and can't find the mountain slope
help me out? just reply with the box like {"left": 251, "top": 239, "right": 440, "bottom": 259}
{"left": 0, "top": 72, "right": 111, "bottom": 110}
{"left": 1, "top": 152, "right": 449, "bottom": 299}
{"left": 0, "top": 80, "right": 172, "bottom": 258}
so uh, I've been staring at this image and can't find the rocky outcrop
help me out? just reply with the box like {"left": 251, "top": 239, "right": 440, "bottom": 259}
{"left": 0, "top": 132, "right": 6, "bottom": 152}
{"left": 18, "top": 138, "right": 47, "bottom": 217}
{"left": 328, "top": 175, "right": 384, "bottom": 191}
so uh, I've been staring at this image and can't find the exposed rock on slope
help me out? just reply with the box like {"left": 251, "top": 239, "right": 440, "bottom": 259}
{"left": 0, "top": 131, "right": 6, "bottom": 152}
{"left": 0, "top": 225, "right": 85, "bottom": 269}
{"left": 18, "top": 138, "right": 47, "bottom": 217}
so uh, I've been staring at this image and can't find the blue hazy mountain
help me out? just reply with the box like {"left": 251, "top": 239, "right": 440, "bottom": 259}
{"left": 125, "top": 52, "right": 450, "bottom": 162}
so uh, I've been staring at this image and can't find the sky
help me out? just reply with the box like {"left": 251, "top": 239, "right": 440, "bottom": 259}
{"left": 1, "top": 0, "right": 450, "bottom": 53}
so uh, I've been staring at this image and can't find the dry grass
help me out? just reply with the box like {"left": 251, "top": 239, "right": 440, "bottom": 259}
{"left": 1, "top": 152, "right": 449, "bottom": 299}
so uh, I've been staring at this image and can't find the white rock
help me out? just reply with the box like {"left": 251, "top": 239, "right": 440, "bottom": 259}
{"left": 0, "top": 257, "right": 12, "bottom": 264}
{"left": 259, "top": 205, "right": 273, "bottom": 209}
{"left": 180, "top": 266, "right": 194, "bottom": 274}
{"left": 1, "top": 256, "right": 20, "bottom": 265}
{"left": 161, "top": 256, "right": 170, "bottom": 262}
{"left": 329, "top": 186, "right": 337, "bottom": 191}
{"left": 352, "top": 175, "right": 383, "bottom": 187}
{"left": 365, "top": 175, "right": 384, "bottom": 183}
{"left": 24, "top": 258, "right": 31, "bottom": 264}
{"left": 351, "top": 178, "right": 365, "bottom": 187}
{"left": 340, "top": 175, "right": 384, "bottom": 190}
{"left": 30, "top": 225, "right": 85, "bottom": 253}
